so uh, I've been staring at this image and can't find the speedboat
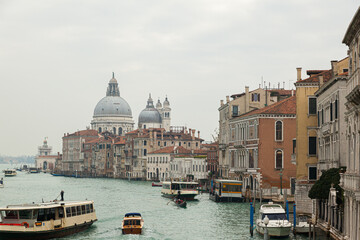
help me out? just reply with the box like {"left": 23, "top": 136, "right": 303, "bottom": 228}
{"left": 161, "top": 181, "right": 199, "bottom": 200}
{"left": 256, "top": 202, "right": 292, "bottom": 237}
{"left": 294, "top": 214, "right": 311, "bottom": 234}
{"left": 3, "top": 169, "right": 17, "bottom": 177}
{"left": 0, "top": 200, "right": 97, "bottom": 239}
{"left": 122, "top": 213, "right": 143, "bottom": 235}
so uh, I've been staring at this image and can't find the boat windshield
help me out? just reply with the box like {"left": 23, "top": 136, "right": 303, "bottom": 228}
{"left": 124, "top": 219, "right": 141, "bottom": 226}
{"left": 262, "top": 213, "right": 287, "bottom": 220}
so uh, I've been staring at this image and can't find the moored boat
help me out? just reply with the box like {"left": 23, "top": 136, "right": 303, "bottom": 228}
{"left": 3, "top": 169, "right": 17, "bottom": 177}
{"left": 0, "top": 200, "right": 97, "bottom": 240}
{"left": 121, "top": 213, "right": 143, "bottom": 235}
{"left": 256, "top": 202, "right": 292, "bottom": 237}
{"left": 161, "top": 181, "right": 199, "bottom": 200}
{"left": 28, "top": 168, "right": 39, "bottom": 174}
{"left": 294, "top": 214, "right": 312, "bottom": 234}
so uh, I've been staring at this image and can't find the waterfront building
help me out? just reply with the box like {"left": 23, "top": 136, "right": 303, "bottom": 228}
{"left": 341, "top": 7, "right": 360, "bottom": 240}
{"left": 35, "top": 138, "right": 57, "bottom": 171}
{"left": 125, "top": 127, "right": 203, "bottom": 180}
{"left": 202, "top": 142, "right": 219, "bottom": 177}
{"left": 313, "top": 58, "right": 349, "bottom": 239}
{"left": 61, "top": 129, "right": 99, "bottom": 175}
{"left": 218, "top": 86, "right": 293, "bottom": 179}
{"left": 228, "top": 96, "right": 296, "bottom": 198}
{"left": 138, "top": 94, "right": 171, "bottom": 131}
{"left": 146, "top": 146, "right": 208, "bottom": 182}
{"left": 294, "top": 67, "right": 333, "bottom": 215}
{"left": 91, "top": 73, "right": 134, "bottom": 136}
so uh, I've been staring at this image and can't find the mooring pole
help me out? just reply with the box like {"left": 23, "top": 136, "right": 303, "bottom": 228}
{"left": 286, "top": 200, "right": 289, "bottom": 221}
{"left": 293, "top": 203, "right": 297, "bottom": 235}
{"left": 250, "top": 202, "right": 254, "bottom": 237}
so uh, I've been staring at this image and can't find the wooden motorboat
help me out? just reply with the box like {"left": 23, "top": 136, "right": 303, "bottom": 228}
{"left": 0, "top": 199, "right": 97, "bottom": 240}
{"left": 122, "top": 213, "right": 143, "bottom": 235}
{"left": 174, "top": 198, "right": 187, "bottom": 208}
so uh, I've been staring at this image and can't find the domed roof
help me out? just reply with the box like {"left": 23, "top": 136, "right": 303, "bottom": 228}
{"left": 93, "top": 74, "right": 132, "bottom": 117}
{"left": 94, "top": 96, "right": 132, "bottom": 117}
{"left": 138, "top": 94, "right": 162, "bottom": 124}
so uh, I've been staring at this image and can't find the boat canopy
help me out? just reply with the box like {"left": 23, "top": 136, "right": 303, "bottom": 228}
{"left": 0, "top": 200, "right": 94, "bottom": 211}
{"left": 125, "top": 213, "right": 141, "bottom": 217}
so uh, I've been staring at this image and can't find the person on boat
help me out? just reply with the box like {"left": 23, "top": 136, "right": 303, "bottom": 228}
{"left": 0, "top": 178, "right": 3, "bottom": 184}
{"left": 61, "top": 190, "right": 64, "bottom": 201}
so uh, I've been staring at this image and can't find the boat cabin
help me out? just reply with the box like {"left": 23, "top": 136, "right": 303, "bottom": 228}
{"left": 161, "top": 181, "right": 199, "bottom": 200}
{"left": 122, "top": 212, "right": 143, "bottom": 235}
{"left": 210, "top": 179, "right": 243, "bottom": 202}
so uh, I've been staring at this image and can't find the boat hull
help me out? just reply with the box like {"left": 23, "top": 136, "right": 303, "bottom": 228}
{"left": 0, "top": 220, "right": 95, "bottom": 240}
{"left": 256, "top": 223, "right": 291, "bottom": 237}
{"left": 161, "top": 193, "right": 197, "bottom": 201}
{"left": 122, "top": 227, "right": 142, "bottom": 235}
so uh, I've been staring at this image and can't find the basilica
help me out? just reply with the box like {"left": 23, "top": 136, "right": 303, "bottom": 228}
{"left": 91, "top": 74, "right": 171, "bottom": 135}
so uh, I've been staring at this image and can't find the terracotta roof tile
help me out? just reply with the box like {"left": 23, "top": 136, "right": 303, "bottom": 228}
{"left": 296, "top": 70, "right": 332, "bottom": 84}
{"left": 239, "top": 95, "right": 296, "bottom": 118}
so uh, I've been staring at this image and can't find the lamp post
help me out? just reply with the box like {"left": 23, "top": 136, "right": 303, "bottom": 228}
{"left": 279, "top": 168, "right": 283, "bottom": 195}
{"left": 264, "top": 215, "right": 269, "bottom": 240}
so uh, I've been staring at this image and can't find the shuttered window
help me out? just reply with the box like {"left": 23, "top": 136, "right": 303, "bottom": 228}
{"left": 308, "top": 137, "right": 317, "bottom": 155}
{"left": 309, "top": 98, "right": 317, "bottom": 115}
{"left": 335, "top": 99, "right": 338, "bottom": 119}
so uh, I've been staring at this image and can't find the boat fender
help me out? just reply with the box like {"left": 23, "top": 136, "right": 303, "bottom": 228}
{"left": 21, "top": 222, "right": 29, "bottom": 228}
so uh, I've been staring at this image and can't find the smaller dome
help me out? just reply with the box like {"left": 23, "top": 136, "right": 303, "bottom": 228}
{"left": 138, "top": 108, "right": 162, "bottom": 124}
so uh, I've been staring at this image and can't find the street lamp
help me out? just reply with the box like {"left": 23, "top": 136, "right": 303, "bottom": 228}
{"left": 264, "top": 215, "right": 269, "bottom": 240}
{"left": 279, "top": 169, "right": 283, "bottom": 195}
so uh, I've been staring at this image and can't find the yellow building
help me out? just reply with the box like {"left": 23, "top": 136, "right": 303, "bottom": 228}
{"left": 294, "top": 60, "right": 348, "bottom": 214}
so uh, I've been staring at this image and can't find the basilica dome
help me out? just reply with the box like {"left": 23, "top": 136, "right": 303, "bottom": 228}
{"left": 93, "top": 96, "right": 132, "bottom": 117}
{"left": 138, "top": 95, "right": 162, "bottom": 125}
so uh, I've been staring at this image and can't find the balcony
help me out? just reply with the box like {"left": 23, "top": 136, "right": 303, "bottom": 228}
{"left": 341, "top": 173, "right": 360, "bottom": 200}
{"left": 346, "top": 85, "right": 360, "bottom": 106}
{"left": 321, "top": 122, "right": 330, "bottom": 134}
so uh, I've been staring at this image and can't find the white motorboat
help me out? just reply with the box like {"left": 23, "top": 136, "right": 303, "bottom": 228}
{"left": 256, "top": 202, "right": 292, "bottom": 237}
{"left": 3, "top": 169, "right": 17, "bottom": 177}
{"left": 294, "top": 214, "right": 312, "bottom": 234}
{"left": 0, "top": 199, "right": 97, "bottom": 239}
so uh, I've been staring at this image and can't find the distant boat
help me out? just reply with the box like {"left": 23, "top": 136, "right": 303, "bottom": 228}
{"left": 0, "top": 199, "right": 97, "bottom": 239}
{"left": 0, "top": 178, "right": 3, "bottom": 188}
{"left": 173, "top": 198, "right": 187, "bottom": 208}
{"left": 3, "top": 169, "right": 17, "bottom": 177}
{"left": 152, "top": 182, "right": 162, "bottom": 187}
{"left": 28, "top": 168, "right": 39, "bottom": 174}
{"left": 51, "top": 173, "right": 64, "bottom": 177}
{"left": 122, "top": 213, "right": 144, "bottom": 235}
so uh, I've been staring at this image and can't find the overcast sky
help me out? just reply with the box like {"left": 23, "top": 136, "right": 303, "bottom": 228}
{"left": 0, "top": 0, "right": 358, "bottom": 156}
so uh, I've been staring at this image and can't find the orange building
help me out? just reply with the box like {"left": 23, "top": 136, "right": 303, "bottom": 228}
{"left": 229, "top": 95, "right": 297, "bottom": 197}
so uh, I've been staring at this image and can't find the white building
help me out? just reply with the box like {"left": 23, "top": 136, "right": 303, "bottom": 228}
{"left": 91, "top": 73, "right": 134, "bottom": 136}
{"left": 35, "top": 138, "right": 57, "bottom": 171}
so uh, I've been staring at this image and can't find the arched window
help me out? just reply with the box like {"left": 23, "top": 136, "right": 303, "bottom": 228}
{"left": 275, "top": 121, "right": 283, "bottom": 141}
{"left": 98, "top": 127, "right": 102, "bottom": 133}
{"left": 118, "top": 127, "right": 123, "bottom": 135}
{"left": 107, "top": 161, "right": 110, "bottom": 169}
{"left": 113, "top": 127, "right": 116, "bottom": 135}
{"left": 275, "top": 150, "right": 283, "bottom": 169}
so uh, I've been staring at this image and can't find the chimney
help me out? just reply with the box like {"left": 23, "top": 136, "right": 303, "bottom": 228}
{"left": 220, "top": 100, "right": 224, "bottom": 106}
{"left": 245, "top": 86, "right": 250, "bottom": 112}
{"left": 192, "top": 129, "right": 196, "bottom": 140}
{"left": 189, "top": 128, "right": 192, "bottom": 136}
{"left": 319, "top": 75, "right": 324, "bottom": 86}
{"left": 198, "top": 131, "right": 200, "bottom": 138}
{"left": 296, "top": 67, "right": 302, "bottom": 81}
{"left": 331, "top": 60, "right": 338, "bottom": 75}
{"left": 226, "top": 96, "right": 230, "bottom": 103}
{"left": 278, "top": 82, "right": 280, "bottom": 89}
{"left": 291, "top": 90, "right": 294, "bottom": 96}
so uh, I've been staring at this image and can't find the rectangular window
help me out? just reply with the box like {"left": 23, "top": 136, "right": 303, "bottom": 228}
{"left": 292, "top": 139, "right": 296, "bottom": 154}
{"left": 335, "top": 99, "right": 338, "bottom": 119}
{"left": 308, "top": 137, "right": 317, "bottom": 155}
{"left": 330, "top": 102, "right": 333, "bottom": 121}
{"left": 232, "top": 105, "right": 239, "bottom": 116}
{"left": 309, "top": 166, "right": 317, "bottom": 180}
{"left": 309, "top": 98, "right": 317, "bottom": 115}
{"left": 317, "top": 111, "right": 320, "bottom": 127}
{"left": 321, "top": 109, "right": 324, "bottom": 124}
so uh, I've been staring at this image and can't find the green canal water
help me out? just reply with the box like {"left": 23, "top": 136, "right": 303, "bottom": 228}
{"left": 0, "top": 164, "right": 328, "bottom": 240}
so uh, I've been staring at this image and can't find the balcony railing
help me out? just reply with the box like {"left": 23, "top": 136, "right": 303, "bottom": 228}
{"left": 341, "top": 173, "right": 360, "bottom": 193}
{"left": 347, "top": 68, "right": 360, "bottom": 96}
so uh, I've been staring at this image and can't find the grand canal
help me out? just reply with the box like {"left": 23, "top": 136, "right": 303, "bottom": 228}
{"left": 0, "top": 164, "right": 328, "bottom": 239}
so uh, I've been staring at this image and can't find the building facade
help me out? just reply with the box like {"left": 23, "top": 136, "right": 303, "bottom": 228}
{"left": 341, "top": 7, "right": 360, "bottom": 240}
{"left": 35, "top": 138, "right": 57, "bottom": 171}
